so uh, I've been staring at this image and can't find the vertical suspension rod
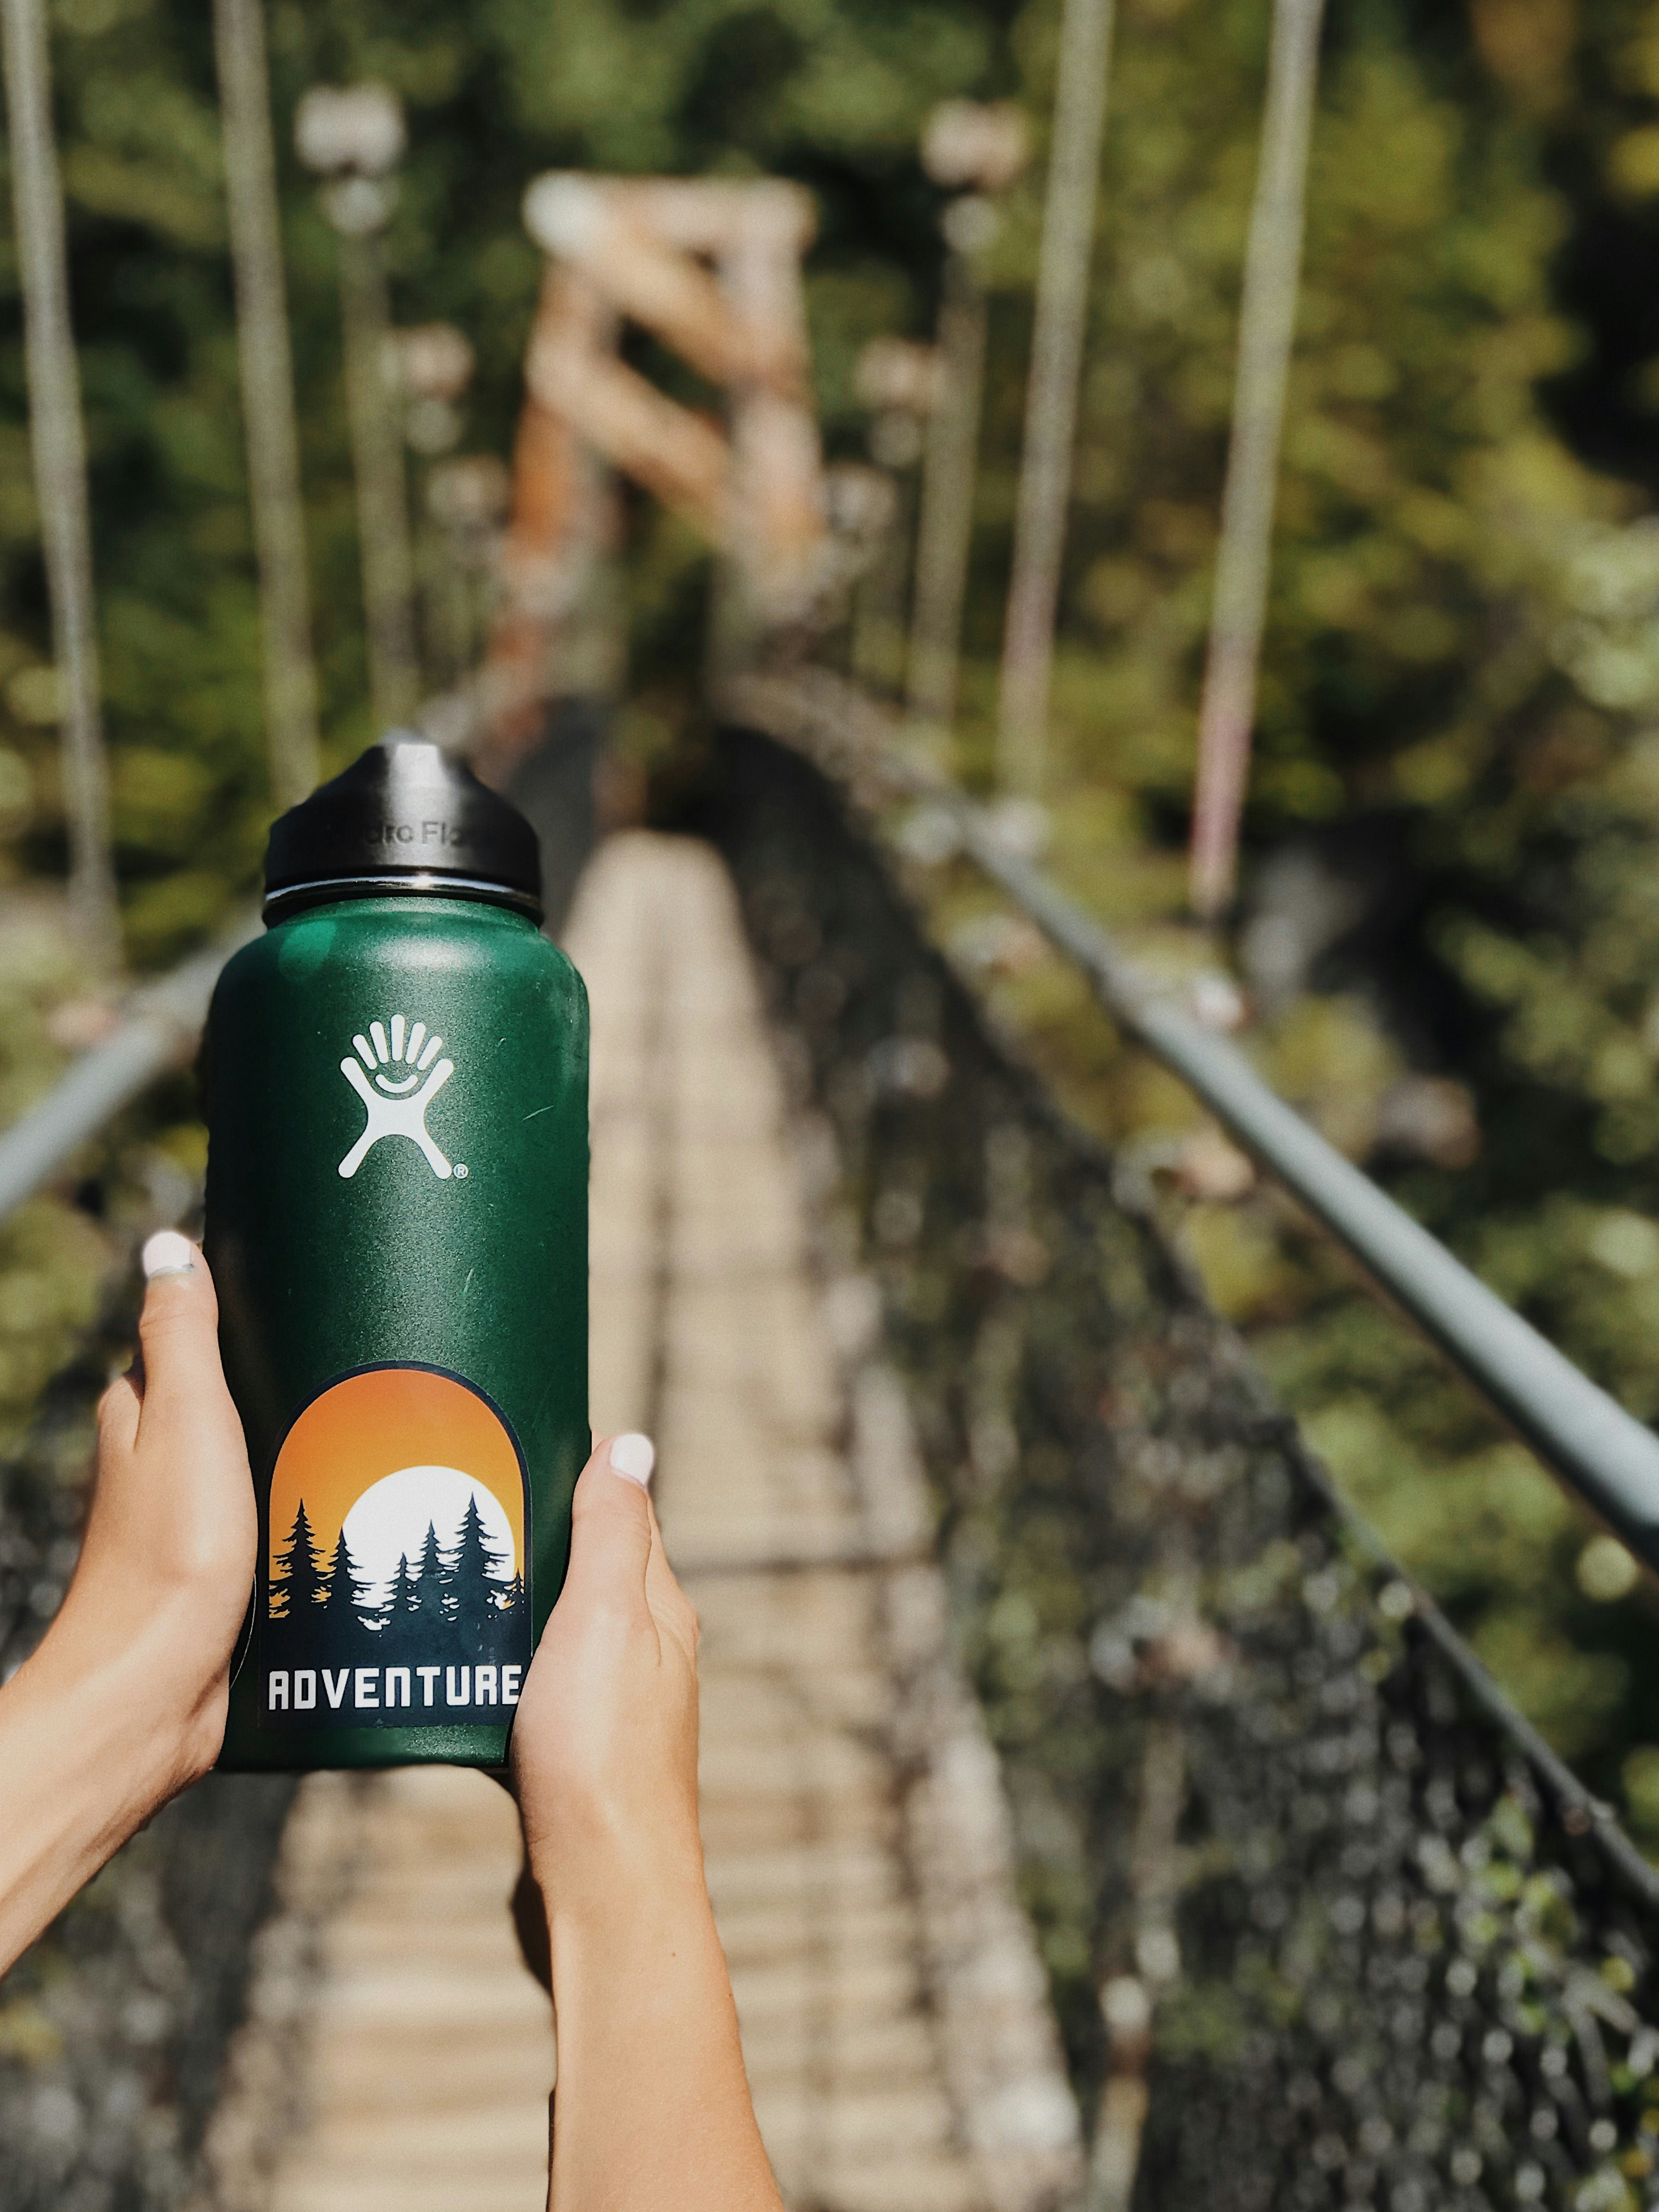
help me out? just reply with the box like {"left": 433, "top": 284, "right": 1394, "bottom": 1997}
{"left": 337, "top": 219, "right": 419, "bottom": 733}
{"left": 0, "top": 0, "right": 118, "bottom": 968}
{"left": 994, "top": 0, "right": 1118, "bottom": 797}
{"left": 1187, "top": 0, "right": 1327, "bottom": 923}
{"left": 906, "top": 231, "right": 988, "bottom": 733}
{"left": 212, "top": 0, "right": 321, "bottom": 809}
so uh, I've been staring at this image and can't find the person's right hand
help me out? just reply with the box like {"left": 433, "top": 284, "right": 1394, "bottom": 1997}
{"left": 506, "top": 1438, "right": 781, "bottom": 2212}
{"left": 510, "top": 1433, "right": 702, "bottom": 1921}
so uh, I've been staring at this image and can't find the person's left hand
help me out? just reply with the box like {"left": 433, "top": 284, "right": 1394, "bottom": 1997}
{"left": 0, "top": 1229, "right": 257, "bottom": 1974}
{"left": 57, "top": 1228, "right": 258, "bottom": 1779}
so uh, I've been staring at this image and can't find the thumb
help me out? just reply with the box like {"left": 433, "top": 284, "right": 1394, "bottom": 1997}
{"left": 132, "top": 1231, "right": 231, "bottom": 1432}
{"left": 558, "top": 1433, "right": 656, "bottom": 1622}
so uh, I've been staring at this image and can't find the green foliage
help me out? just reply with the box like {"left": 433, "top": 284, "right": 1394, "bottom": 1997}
{"left": 0, "top": 0, "right": 1024, "bottom": 1460}
{"left": 0, "top": 0, "right": 1021, "bottom": 961}
{"left": 908, "top": 0, "right": 1659, "bottom": 1819}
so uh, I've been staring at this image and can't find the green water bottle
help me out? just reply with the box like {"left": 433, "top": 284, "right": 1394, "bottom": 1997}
{"left": 206, "top": 735, "right": 589, "bottom": 1772}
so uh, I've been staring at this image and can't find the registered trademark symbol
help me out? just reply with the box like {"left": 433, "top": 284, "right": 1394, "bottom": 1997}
{"left": 453, "top": 1163, "right": 469, "bottom": 1180}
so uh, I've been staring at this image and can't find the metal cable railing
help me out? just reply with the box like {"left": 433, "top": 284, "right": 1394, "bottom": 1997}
{"left": 8, "top": 700, "right": 1659, "bottom": 2209}
{"left": 6, "top": 663, "right": 1659, "bottom": 1590}
{"left": 0, "top": 916, "right": 256, "bottom": 1226}
{"left": 724, "top": 666, "right": 1659, "bottom": 1580}
{"left": 695, "top": 721, "right": 1659, "bottom": 2211}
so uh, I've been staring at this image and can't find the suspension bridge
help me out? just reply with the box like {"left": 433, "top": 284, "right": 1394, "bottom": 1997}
{"left": 3, "top": 0, "right": 1659, "bottom": 2208}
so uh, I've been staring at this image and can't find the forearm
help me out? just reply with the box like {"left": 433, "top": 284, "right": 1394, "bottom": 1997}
{"left": 543, "top": 1854, "right": 781, "bottom": 2212}
{"left": 0, "top": 1598, "right": 219, "bottom": 1971}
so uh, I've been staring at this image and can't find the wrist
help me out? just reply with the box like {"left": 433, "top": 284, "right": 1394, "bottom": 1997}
{"left": 36, "top": 1577, "right": 230, "bottom": 1795}
{"left": 531, "top": 1817, "right": 710, "bottom": 1938}
{"left": 0, "top": 1599, "right": 228, "bottom": 1969}
{"left": 542, "top": 1843, "right": 723, "bottom": 2019}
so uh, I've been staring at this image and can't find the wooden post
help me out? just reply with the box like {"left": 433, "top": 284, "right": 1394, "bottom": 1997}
{"left": 0, "top": 0, "right": 119, "bottom": 968}
{"left": 212, "top": 0, "right": 321, "bottom": 808}
{"left": 715, "top": 179, "right": 823, "bottom": 672}
{"left": 1188, "top": 0, "right": 1327, "bottom": 922}
{"left": 512, "top": 175, "right": 826, "bottom": 726}
{"left": 477, "top": 264, "right": 626, "bottom": 779}
{"left": 995, "top": 0, "right": 1118, "bottom": 796}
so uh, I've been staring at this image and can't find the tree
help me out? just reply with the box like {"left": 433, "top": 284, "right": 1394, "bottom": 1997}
{"left": 447, "top": 1496, "right": 510, "bottom": 1645}
{"left": 319, "top": 1528, "right": 372, "bottom": 1628}
{"left": 381, "top": 1549, "right": 416, "bottom": 1626}
{"left": 905, "top": 0, "right": 1659, "bottom": 1825}
{"left": 16, "top": 0, "right": 1659, "bottom": 2081}
{"left": 375, "top": 1549, "right": 417, "bottom": 1653}
{"left": 269, "top": 1500, "right": 323, "bottom": 1623}
{"left": 409, "top": 1519, "right": 451, "bottom": 1634}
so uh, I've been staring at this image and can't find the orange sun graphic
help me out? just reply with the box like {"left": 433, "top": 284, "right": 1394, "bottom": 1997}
{"left": 267, "top": 1366, "right": 525, "bottom": 1589}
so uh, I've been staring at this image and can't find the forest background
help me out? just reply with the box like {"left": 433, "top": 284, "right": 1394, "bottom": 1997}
{"left": 2, "top": 0, "right": 1659, "bottom": 1873}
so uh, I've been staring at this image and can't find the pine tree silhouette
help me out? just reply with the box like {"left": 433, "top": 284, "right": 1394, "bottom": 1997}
{"left": 448, "top": 1497, "right": 510, "bottom": 1645}
{"left": 321, "top": 1529, "right": 368, "bottom": 1611}
{"left": 315, "top": 1527, "right": 375, "bottom": 1672}
{"left": 381, "top": 1550, "right": 417, "bottom": 1628}
{"left": 494, "top": 1572, "right": 529, "bottom": 1669}
{"left": 373, "top": 1551, "right": 417, "bottom": 1658}
{"left": 270, "top": 1500, "right": 324, "bottom": 1622}
{"left": 410, "top": 1520, "right": 451, "bottom": 1630}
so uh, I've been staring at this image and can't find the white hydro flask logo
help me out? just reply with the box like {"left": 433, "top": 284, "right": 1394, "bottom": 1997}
{"left": 338, "top": 1014, "right": 458, "bottom": 1181}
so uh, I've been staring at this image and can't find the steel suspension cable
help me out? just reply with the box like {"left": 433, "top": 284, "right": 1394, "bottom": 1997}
{"left": 1188, "top": 0, "right": 1327, "bottom": 921}
{"left": 212, "top": 0, "right": 321, "bottom": 810}
{"left": 337, "top": 213, "right": 420, "bottom": 731}
{"left": 906, "top": 219, "right": 989, "bottom": 736}
{"left": 727, "top": 663, "right": 1659, "bottom": 1578}
{"left": 0, "top": 0, "right": 119, "bottom": 970}
{"left": 995, "top": 0, "right": 1118, "bottom": 796}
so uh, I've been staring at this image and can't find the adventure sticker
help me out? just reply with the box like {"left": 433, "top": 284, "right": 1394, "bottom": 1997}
{"left": 260, "top": 1364, "right": 531, "bottom": 1728}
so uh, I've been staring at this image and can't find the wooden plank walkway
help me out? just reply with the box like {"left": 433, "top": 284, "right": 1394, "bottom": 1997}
{"left": 200, "top": 833, "right": 1080, "bottom": 2212}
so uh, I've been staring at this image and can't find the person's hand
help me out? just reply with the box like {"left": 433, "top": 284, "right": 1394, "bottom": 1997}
{"left": 0, "top": 1231, "right": 256, "bottom": 1971}
{"left": 67, "top": 1229, "right": 258, "bottom": 1777}
{"left": 507, "top": 1438, "right": 783, "bottom": 2212}
{"left": 510, "top": 1432, "right": 702, "bottom": 1923}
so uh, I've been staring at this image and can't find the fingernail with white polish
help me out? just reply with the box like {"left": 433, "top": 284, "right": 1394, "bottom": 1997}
{"left": 608, "top": 1432, "right": 655, "bottom": 1488}
{"left": 142, "top": 1230, "right": 197, "bottom": 1280}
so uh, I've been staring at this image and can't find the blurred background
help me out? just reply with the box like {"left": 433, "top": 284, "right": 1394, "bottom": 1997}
{"left": 12, "top": 0, "right": 1659, "bottom": 2198}
{"left": 3, "top": 0, "right": 1659, "bottom": 1841}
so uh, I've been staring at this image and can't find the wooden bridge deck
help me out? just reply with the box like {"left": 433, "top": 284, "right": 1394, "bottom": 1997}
{"left": 201, "top": 834, "right": 1080, "bottom": 2212}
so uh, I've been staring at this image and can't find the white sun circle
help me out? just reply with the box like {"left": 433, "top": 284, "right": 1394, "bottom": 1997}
{"left": 340, "top": 1464, "right": 516, "bottom": 1610}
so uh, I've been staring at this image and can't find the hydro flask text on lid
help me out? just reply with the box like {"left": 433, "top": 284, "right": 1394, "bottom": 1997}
{"left": 263, "top": 734, "right": 544, "bottom": 923}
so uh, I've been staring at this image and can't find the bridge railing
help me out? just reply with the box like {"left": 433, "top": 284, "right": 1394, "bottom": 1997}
{"left": 697, "top": 717, "right": 1659, "bottom": 2210}
{"left": 726, "top": 665, "right": 1659, "bottom": 1583}
{"left": 9, "top": 704, "right": 1659, "bottom": 2207}
{"left": 0, "top": 916, "right": 257, "bottom": 1227}
{"left": 4, "top": 673, "right": 1659, "bottom": 1594}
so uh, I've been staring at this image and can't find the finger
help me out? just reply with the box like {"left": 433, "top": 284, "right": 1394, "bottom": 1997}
{"left": 643, "top": 1492, "right": 699, "bottom": 1660}
{"left": 132, "top": 1233, "right": 231, "bottom": 1437}
{"left": 95, "top": 1370, "right": 141, "bottom": 1459}
{"left": 558, "top": 1433, "right": 655, "bottom": 1621}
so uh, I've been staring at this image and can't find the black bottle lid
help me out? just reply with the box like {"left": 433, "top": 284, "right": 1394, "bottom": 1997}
{"left": 262, "top": 733, "right": 544, "bottom": 924}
